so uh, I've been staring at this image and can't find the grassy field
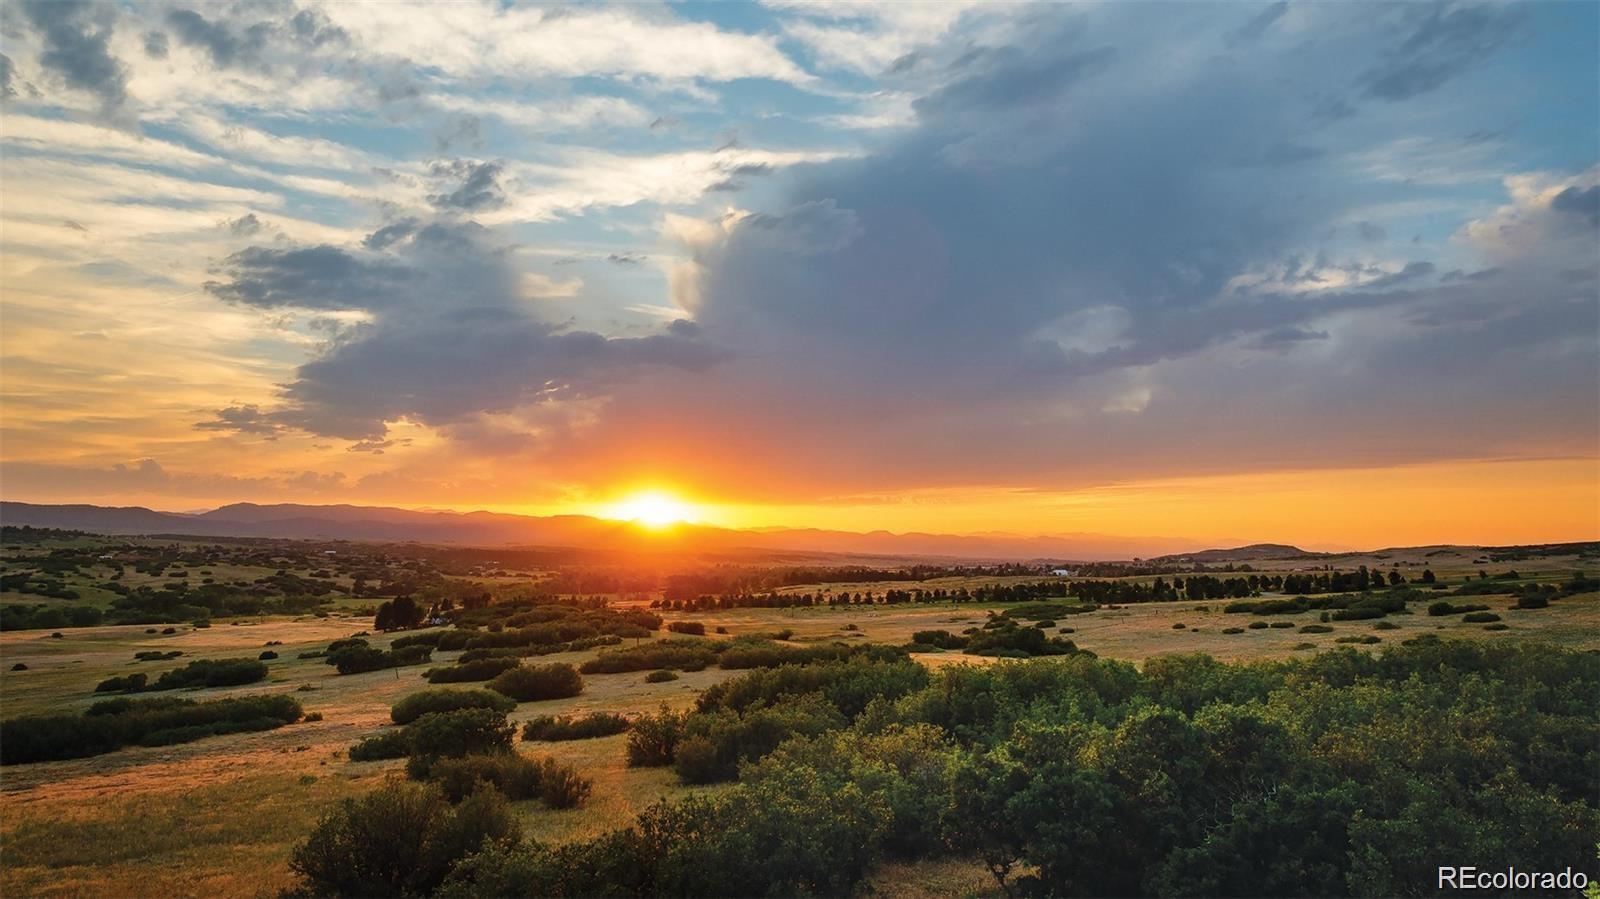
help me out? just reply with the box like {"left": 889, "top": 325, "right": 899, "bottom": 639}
{"left": 3, "top": 541, "right": 1596, "bottom": 897}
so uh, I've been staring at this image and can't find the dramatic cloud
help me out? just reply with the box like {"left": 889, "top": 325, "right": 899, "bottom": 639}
{"left": 428, "top": 160, "right": 506, "bottom": 212}
{"left": 205, "top": 221, "right": 724, "bottom": 440}
{"left": 18, "top": 0, "right": 128, "bottom": 114}
{"left": 1358, "top": 4, "right": 1524, "bottom": 101}
{"left": 1, "top": 0, "right": 1594, "bottom": 526}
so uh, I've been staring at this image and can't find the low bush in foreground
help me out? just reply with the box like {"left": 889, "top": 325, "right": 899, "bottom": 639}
{"left": 2, "top": 694, "right": 300, "bottom": 764}
{"left": 290, "top": 780, "right": 520, "bottom": 897}
{"left": 299, "top": 639, "right": 1598, "bottom": 899}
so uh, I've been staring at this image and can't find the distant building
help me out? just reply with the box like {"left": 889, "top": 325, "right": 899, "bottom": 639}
{"left": 1051, "top": 568, "right": 1077, "bottom": 577}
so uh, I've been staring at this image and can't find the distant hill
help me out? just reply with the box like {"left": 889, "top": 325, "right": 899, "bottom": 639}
{"left": 1150, "top": 543, "right": 1325, "bottom": 563}
{"left": 0, "top": 500, "right": 1213, "bottom": 561}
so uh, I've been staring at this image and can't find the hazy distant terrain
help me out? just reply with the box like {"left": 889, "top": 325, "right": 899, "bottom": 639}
{"left": 0, "top": 501, "right": 1224, "bottom": 561}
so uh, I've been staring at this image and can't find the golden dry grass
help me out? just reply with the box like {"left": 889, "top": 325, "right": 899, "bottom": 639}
{"left": 2, "top": 583, "right": 1594, "bottom": 897}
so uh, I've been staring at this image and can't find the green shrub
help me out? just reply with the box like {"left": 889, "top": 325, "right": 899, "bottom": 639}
{"left": 1428, "top": 601, "right": 1489, "bottom": 617}
{"left": 718, "top": 640, "right": 855, "bottom": 669}
{"left": 406, "top": 708, "right": 515, "bottom": 765}
{"left": 349, "top": 728, "right": 411, "bottom": 762}
{"left": 1247, "top": 621, "right": 1268, "bottom": 630}
{"left": 133, "top": 650, "right": 182, "bottom": 661}
{"left": 152, "top": 657, "right": 268, "bottom": 689}
{"left": 1269, "top": 621, "right": 1295, "bottom": 629}
{"left": 95, "top": 673, "right": 148, "bottom": 693}
{"left": 259, "top": 650, "right": 278, "bottom": 660}
{"left": 426, "top": 753, "right": 543, "bottom": 802}
{"left": 644, "top": 670, "right": 679, "bottom": 683}
{"left": 910, "top": 629, "right": 968, "bottom": 649}
{"left": 486, "top": 663, "right": 583, "bottom": 702}
{"left": 1221, "top": 627, "right": 1245, "bottom": 635}
{"left": 1514, "top": 594, "right": 1549, "bottom": 609}
{"left": 580, "top": 641, "right": 717, "bottom": 674}
{"left": 2, "top": 694, "right": 300, "bottom": 764}
{"left": 426, "top": 658, "right": 520, "bottom": 684}
{"left": 625, "top": 706, "right": 684, "bottom": 767}
{"left": 667, "top": 621, "right": 706, "bottom": 636}
{"left": 1373, "top": 620, "right": 1400, "bottom": 630}
{"left": 1462, "top": 611, "right": 1501, "bottom": 623}
{"left": 1335, "top": 635, "right": 1381, "bottom": 644}
{"left": 522, "top": 713, "right": 631, "bottom": 742}
{"left": 535, "top": 757, "right": 592, "bottom": 808}
{"left": 330, "top": 644, "right": 433, "bottom": 675}
{"left": 289, "top": 779, "right": 519, "bottom": 897}
{"left": 392, "top": 689, "right": 516, "bottom": 725}
{"left": 1299, "top": 624, "right": 1334, "bottom": 634}
{"left": 673, "top": 694, "right": 846, "bottom": 784}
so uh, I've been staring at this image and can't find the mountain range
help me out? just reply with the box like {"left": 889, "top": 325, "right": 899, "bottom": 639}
{"left": 0, "top": 501, "right": 1229, "bottom": 562}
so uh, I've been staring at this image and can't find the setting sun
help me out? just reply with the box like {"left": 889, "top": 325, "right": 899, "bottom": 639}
{"left": 604, "top": 491, "right": 697, "bottom": 528}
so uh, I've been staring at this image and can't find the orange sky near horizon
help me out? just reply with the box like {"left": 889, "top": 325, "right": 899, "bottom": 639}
{"left": 554, "top": 457, "right": 1600, "bottom": 550}
{"left": 6, "top": 456, "right": 1594, "bottom": 551}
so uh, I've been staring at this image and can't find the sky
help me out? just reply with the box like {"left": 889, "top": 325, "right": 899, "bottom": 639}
{"left": 1, "top": 0, "right": 1597, "bottom": 549}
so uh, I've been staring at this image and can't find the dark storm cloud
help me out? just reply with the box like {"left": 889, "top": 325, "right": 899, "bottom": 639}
{"left": 194, "top": 404, "right": 284, "bottom": 437}
{"left": 428, "top": 160, "right": 507, "bottom": 211}
{"left": 205, "top": 245, "right": 412, "bottom": 311}
{"left": 20, "top": 0, "right": 128, "bottom": 113}
{"left": 166, "top": 9, "right": 264, "bottom": 69}
{"left": 1550, "top": 185, "right": 1600, "bottom": 228}
{"left": 164, "top": 6, "right": 345, "bottom": 71}
{"left": 226, "top": 213, "right": 263, "bottom": 236}
{"left": 542, "top": 4, "right": 1597, "bottom": 496}
{"left": 1364, "top": 261, "right": 1436, "bottom": 289}
{"left": 1255, "top": 326, "right": 1330, "bottom": 348}
{"left": 1359, "top": 3, "right": 1523, "bottom": 101}
{"left": 213, "top": 222, "right": 724, "bottom": 441}
{"left": 912, "top": 45, "right": 1117, "bottom": 119}
{"left": 362, "top": 218, "right": 419, "bottom": 250}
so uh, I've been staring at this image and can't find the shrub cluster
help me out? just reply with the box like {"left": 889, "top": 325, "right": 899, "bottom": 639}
{"left": 580, "top": 640, "right": 716, "bottom": 674}
{"left": 3, "top": 694, "right": 301, "bottom": 764}
{"left": 391, "top": 688, "right": 516, "bottom": 725}
{"left": 301, "top": 640, "right": 1599, "bottom": 899}
{"left": 329, "top": 644, "right": 433, "bottom": 675}
{"left": 486, "top": 663, "right": 584, "bottom": 702}
{"left": 522, "top": 713, "right": 631, "bottom": 742}
{"left": 426, "top": 657, "right": 520, "bottom": 684}
{"left": 95, "top": 657, "right": 268, "bottom": 694}
{"left": 291, "top": 780, "right": 520, "bottom": 897}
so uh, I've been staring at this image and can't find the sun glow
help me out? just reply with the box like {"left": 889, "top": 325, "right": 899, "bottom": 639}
{"left": 605, "top": 490, "right": 698, "bottom": 528}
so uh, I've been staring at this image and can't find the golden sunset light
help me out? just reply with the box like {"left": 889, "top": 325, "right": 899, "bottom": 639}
{"left": 601, "top": 490, "right": 700, "bottom": 529}
{"left": 0, "top": 1, "right": 1596, "bottom": 896}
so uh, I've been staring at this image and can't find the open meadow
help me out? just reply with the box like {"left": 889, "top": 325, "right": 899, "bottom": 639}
{"left": 2, "top": 532, "right": 1597, "bottom": 896}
